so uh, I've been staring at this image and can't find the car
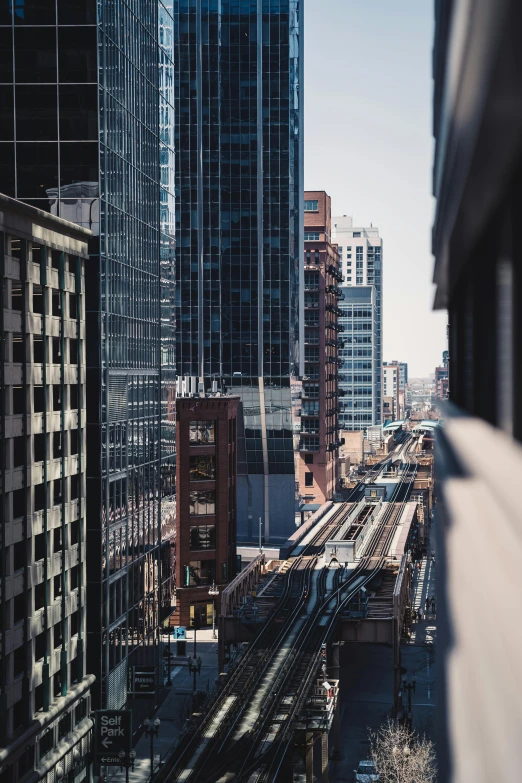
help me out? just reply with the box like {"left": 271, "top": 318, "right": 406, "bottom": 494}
{"left": 353, "top": 759, "right": 380, "bottom": 782}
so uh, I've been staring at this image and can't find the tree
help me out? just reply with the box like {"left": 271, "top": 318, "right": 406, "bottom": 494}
{"left": 369, "top": 719, "right": 437, "bottom": 783}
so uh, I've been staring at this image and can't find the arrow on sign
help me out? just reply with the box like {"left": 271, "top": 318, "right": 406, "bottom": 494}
{"left": 101, "top": 737, "right": 112, "bottom": 749}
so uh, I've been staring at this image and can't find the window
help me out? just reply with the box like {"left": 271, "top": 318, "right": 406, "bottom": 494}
{"left": 58, "top": 713, "right": 71, "bottom": 740}
{"left": 189, "top": 490, "right": 215, "bottom": 516}
{"left": 14, "top": 593, "right": 25, "bottom": 624}
{"left": 353, "top": 231, "right": 361, "bottom": 237}
{"left": 304, "top": 454, "right": 314, "bottom": 465}
{"left": 35, "top": 582, "right": 45, "bottom": 612}
{"left": 52, "top": 337, "right": 61, "bottom": 364}
{"left": 304, "top": 200, "right": 318, "bottom": 212}
{"left": 52, "top": 290, "right": 61, "bottom": 317}
{"left": 305, "top": 472, "right": 314, "bottom": 487}
{"left": 189, "top": 454, "right": 216, "bottom": 481}
{"left": 12, "top": 334, "right": 24, "bottom": 363}
{"left": 189, "top": 421, "right": 215, "bottom": 445}
{"left": 188, "top": 560, "right": 215, "bottom": 586}
{"left": 34, "top": 386, "right": 44, "bottom": 413}
{"left": 35, "top": 532, "right": 47, "bottom": 560}
{"left": 34, "top": 483, "right": 47, "bottom": 513}
{"left": 13, "top": 386, "right": 25, "bottom": 414}
{"left": 69, "top": 294, "right": 78, "bottom": 319}
{"left": 39, "top": 728, "right": 54, "bottom": 760}
{"left": 12, "top": 488, "right": 25, "bottom": 519}
{"left": 70, "top": 565, "right": 79, "bottom": 590}
{"left": 69, "top": 339, "right": 78, "bottom": 364}
{"left": 13, "top": 541, "right": 25, "bottom": 572}
{"left": 70, "top": 383, "right": 78, "bottom": 409}
{"left": 13, "top": 436, "right": 24, "bottom": 468}
{"left": 70, "top": 429, "right": 79, "bottom": 455}
{"left": 53, "top": 432, "right": 63, "bottom": 459}
{"left": 304, "top": 232, "right": 320, "bottom": 241}
{"left": 190, "top": 525, "right": 216, "bottom": 550}
{"left": 33, "top": 336, "right": 44, "bottom": 363}
{"left": 53, "top": 386, "right": 61, "bottom": 411}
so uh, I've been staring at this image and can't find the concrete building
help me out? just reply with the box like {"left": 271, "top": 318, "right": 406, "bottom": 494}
{"left": 333, "top": 217, "right": 382, "bottom": 426}
{"left": 174, "top": 395, "right": 239, "bottom": 629}
{"left": 338, "top": 286, "right": 379, "bottom": 430}
{"left": 173, "top": 0, "right": 303, "bottom": 545}
{"left": 298, "top": 192, "right": 342, "bottom": 506}
{"left": 383, "top": 362, "right": 401, "bottom": 420}
{"left": 0, "top": 195, "right": 93, "bottom": 783}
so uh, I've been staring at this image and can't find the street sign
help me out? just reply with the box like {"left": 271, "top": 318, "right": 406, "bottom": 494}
{"left": 128, "top": 665, "right": 156, "bottom": 696}
{"left": 94, "top": 710, "right": 132, "bottom": 766}
{"left": 173, "top": 626, "right": 186, "bottom": 640}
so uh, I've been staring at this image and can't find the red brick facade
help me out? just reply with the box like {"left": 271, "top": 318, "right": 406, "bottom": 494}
{"left": 174, "top": 396, "right": 239, "bottom": 628}
{"left": 299, "top": 191, "right": 341, "bottom": 505}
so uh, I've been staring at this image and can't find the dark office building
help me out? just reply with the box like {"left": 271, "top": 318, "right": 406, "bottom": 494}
{"left": 433, "top": 1, "right": 522, "bottom": 780}
{"left": 0, "top": 0, "right": 176, "bottom": 717}
{"left": 173, "top": 0, "right": 303, "bottom": 544}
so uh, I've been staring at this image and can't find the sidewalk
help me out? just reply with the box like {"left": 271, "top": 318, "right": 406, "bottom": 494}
{"left": 106, "top": 629, "right": 219, "bottom": 783}
{"left": 400, "top": 519, "right": 437, "bottom": 737}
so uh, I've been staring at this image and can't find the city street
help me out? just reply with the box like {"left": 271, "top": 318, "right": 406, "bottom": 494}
{"left": 106, "top": 630, "right": 219, "bottom": 783}
{"left": 329, "top": 526, "right": 437, "bottom": 781}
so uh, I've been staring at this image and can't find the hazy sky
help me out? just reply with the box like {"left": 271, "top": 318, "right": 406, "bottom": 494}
{"left": 304, "top": 0, "right": 447, "bottom": 377}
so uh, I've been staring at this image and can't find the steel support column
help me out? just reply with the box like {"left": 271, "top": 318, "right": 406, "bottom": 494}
{"left": 321, "top": 731, "right": 329, "bottom": 783}
{"left": 305, "top": 732, "right": 314, "bottom": 783}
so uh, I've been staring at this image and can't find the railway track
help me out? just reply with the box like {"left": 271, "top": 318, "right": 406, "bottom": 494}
{"left": 162, "top": 437, "right": 417, "bottom": 783}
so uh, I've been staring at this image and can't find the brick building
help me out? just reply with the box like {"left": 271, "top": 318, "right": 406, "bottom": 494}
{"left": 298, "top": 191, "right": 342, "bottom": 505}
{"left": 174, "top": 395, "right": 239, "bottom": 628}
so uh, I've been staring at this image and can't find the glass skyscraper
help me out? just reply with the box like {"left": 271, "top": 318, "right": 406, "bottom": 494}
{"left": 173, "top": 0, "right": 303, "bottom": 544}
{"left": 0, "top": 0, "right": 176, "bottom": 714}
{"left": 338, "top": 286, "right": 379, "bottom": 430}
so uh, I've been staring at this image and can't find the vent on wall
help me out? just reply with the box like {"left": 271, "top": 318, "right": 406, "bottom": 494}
{"left": 108, "top": 376, "right": 128, "bottom": 422}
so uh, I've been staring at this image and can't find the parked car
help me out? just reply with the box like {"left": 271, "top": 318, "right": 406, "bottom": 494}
{"left": 354, "top": 759, "right": 380, "bottom": 782}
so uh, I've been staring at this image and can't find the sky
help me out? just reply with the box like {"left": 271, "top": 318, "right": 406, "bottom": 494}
{"left": 304, "top": 0, "right": 447, "bottom": 377}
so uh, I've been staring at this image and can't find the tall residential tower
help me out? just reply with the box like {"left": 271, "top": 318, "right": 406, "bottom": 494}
{"left": 333, "top": 217, "right": 383, "bottom": 430}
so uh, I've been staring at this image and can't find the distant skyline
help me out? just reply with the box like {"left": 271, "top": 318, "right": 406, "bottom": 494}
{"left": 304, "top": 0, "right": 447, "bottom": 377}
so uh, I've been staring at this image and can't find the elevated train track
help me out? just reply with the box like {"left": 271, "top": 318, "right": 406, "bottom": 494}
{"left": 161, "top": 438, "right": 418, "bottom": 783}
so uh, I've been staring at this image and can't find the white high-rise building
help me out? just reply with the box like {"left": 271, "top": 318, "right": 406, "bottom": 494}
{"left": 333, "top": 216, "right": 383, "bottom": 428}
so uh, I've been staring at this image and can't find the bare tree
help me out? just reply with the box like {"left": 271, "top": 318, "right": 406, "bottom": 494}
{"left": 369, "top": 719, "right": 437, "bottom": 783}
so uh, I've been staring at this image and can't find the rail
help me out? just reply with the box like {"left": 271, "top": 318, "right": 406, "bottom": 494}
{"left": 160, "top": 437, "right": 417, "bottom": 783}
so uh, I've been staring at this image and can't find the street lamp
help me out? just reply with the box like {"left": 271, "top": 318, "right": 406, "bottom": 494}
{"left": 143, "top": 717, "right": 160, "bottom": 781}
{"left": 118, "top": 749, "right": 136, "bottom": 783}
{"left": 208, "top": 581, "right": 219, "bottom": 639}
{"left": 188, "top": 655, "right": 202, "bottom": 692}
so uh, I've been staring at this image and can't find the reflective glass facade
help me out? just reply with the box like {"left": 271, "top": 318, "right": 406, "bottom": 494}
{"left": 0, "top": 0, "right": 176, "bottom": 711}
{"left": 173, "top": 0, "right": 303, "bottom": 543}
{"left": 338, "top": 286, "right": 378, "bottom": 431}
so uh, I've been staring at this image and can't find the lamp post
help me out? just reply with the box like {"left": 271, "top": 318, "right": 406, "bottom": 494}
{"left": 143, "top": 717, "right": 160, "bottom": 781}
{"left": 188, "top": 655, "right": 202, "bottom": 693}
{"left": 208, "top": 581, "right": 219, "bottom": 639}
{"left": 118, "top": 750, "right": 136, "bottom": 783}
{"left": 165, "top": 624, "right": 172, "bottom": 686}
